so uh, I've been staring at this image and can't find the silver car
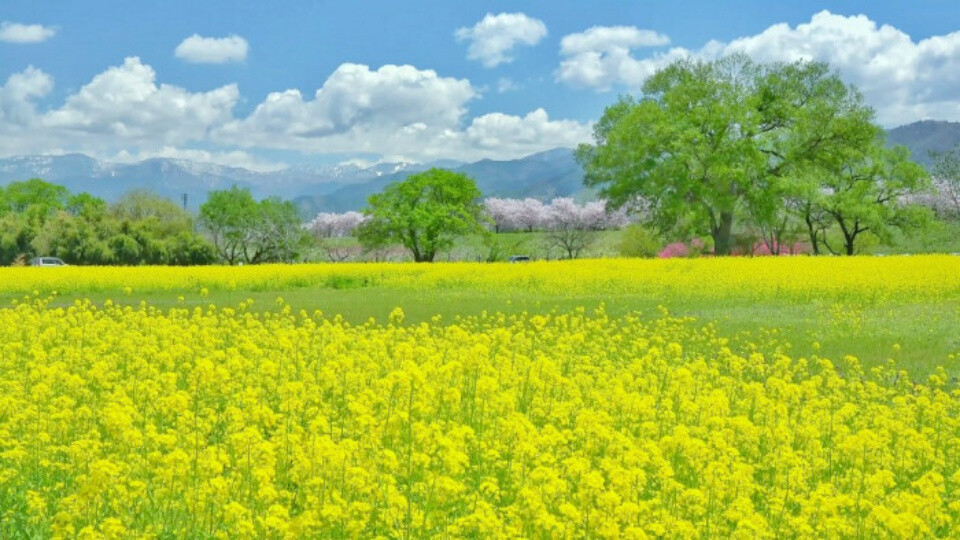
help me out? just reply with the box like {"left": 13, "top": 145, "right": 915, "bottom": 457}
{"left": 28, "top": 257, "right": 68, "bottom": 267}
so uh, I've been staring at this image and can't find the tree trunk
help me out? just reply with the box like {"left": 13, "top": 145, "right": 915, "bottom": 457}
{"left": 712, "top": 212, "right": 734, "bottom": 256}
{"left": 844, "top": 235, "right": 856, "bottom": 256}
{"left": 804, "top": 213, "right": 820, "bottom": 255}
{"left": 837, "top": 217, "right": 857, "bottom": 256}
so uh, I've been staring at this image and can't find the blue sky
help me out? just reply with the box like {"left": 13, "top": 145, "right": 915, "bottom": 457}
{"left": 3, "top": 1, "right": 960, "bottom": 169}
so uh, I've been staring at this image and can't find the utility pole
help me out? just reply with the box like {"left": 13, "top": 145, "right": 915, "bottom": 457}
{"left": 181, "top": 193, "right": 188, "bottom": 211}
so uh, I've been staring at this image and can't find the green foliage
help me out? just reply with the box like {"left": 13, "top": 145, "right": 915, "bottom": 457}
{"left": 1, "top": 178, "right": 69, "bottom": 216}
{"left": 617, "top": 224, "right": 664, "bottom": 258}
{"left": 199, "top": 186, "right": 306, "bottom": 264}
{"left": 358, "top": 169, "right": 485, "bottom": 262}
{"left": 111, "top": 190, "right": 193, "bottom": 236}
{"left": 198, "top": 186, "right": 259, "bottom": 265}
{"left": 0, "top": 180, "right": 215, "bottom": 266}
{"left": 813, "top": 144, "right": 931, "bottom": 255}
{"left": 67, "top": 192, "right": 108, "bottom": 222}
{"left": 577, "top": 55, "right": 881, "bottom": 255}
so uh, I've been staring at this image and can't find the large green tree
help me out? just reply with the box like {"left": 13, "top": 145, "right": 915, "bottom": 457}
{"left": 357, "top": 168, "right": 485, "bottom": 262}
{"left": 198, "top": 186, "right": 305, "bottom": 264}
{"left": 198, "top": 186, "right": 258, "bottom": 264}
{"left": 576, "top": 55, "right": 878, "bottom": 255}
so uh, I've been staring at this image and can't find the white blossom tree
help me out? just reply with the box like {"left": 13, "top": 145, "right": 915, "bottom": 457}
{"left": 306, "top": 211, "right": 367, "bottom": 238}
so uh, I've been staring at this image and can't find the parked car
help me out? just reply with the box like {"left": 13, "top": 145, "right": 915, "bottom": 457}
{"left": 28, "top": 257, "right": 68, "bottom": 267}
{"left": 508, "top": 255, "right": 531, "bottom": 263}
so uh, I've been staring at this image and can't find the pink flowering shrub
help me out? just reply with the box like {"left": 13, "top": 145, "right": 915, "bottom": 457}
{"left": 753, "top": 240, "right": 810, "bottom": 256}
{"left": 658, "top": 242, "right": 690, "bottom": 258}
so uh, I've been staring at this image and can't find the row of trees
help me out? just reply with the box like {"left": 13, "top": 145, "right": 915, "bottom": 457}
{"left": 306, "top": 56, "right": 954, "bottom": 263}
{"left": 484, "top": 197, "right": 632, "bottom": 233}
{"left": 306, "top": 187, "right": 638, "bottom": 262}
{"left": 0, "top": 180, "right": 308, "bottom": 266}
{"left": 306, "top": 197, "right": 633, "bottom": 239}
{"left": 0, "top": 179, "right": 216, "bottom": 266}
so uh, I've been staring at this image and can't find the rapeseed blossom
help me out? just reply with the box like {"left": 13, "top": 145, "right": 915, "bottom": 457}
{"left": 0, "top": 297, "right": 957, "bottom": 537}
{"left": 0, "top": 255, "right": 958, "bottom": 302}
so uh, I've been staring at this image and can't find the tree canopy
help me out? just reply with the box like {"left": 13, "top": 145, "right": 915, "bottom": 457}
{"left": 358, "top": 168, "right": 485, "bottom": 262}
{"left": 576, "top": 55, "right": 928, "bottom": 255}
{"left": 198, "top": 186, "right": 305, "bottom": 264}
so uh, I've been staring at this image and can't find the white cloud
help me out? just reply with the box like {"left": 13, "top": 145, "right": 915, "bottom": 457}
{"left": 556, "top": 26, "right": 672, "bottom": 90}
{"left": 214, "top": 63, "right": 589, "bottom": 162}
{"left": 0, "top": 58, "right": 239, "bottom": 158}
{"left": 557, "top": 11, "right": 960, "bottom": 126}
{"left": 560, "top": 26, "right": 669, "bottom": 55}
{"left": 0, "top": 66, "right": 54, "bottom": 124}
{"left": 455, "top": 12, "right": 547, "bottom": 67}
{"left": 0, "top": 21, "right": 56, "bottom": 43}
{"left": 0, "top": 58, "right": 589, "bottom": 164}
{"left": 458, "top": 108, "right": 592, "bottom": 159}
{"left": 213, "top": 63, "right": 476, "bottom": 152}
{"left": 43, "top": 57, "right": 239, "bottom": 146}
{"left": 720, "top": 11, "right": 960, "bottom": 125}
{"left": 174, "top": 34, "right": 248, "bottom": 63}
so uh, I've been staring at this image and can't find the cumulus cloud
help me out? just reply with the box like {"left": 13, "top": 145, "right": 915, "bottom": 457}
{"left": 455, "top": 12, "right": 547, "bottom": 67}
{"left": 43, "top": 57, "right": 239, "bottom": 146}
{"left": 174, "top": 34, "right": 249, "bottom": 63}
{"left": 557, "top": 11, "right": 960, "bottom": 126}
{"left": 556, "top": 26, "right": 673, "bottom": 90}
{"left": 0, "top": 58, "right": 239, "bottom": 157}
{"left": 0, "top": 66, "right": 54, "bottom": 124}
{"left": 215, "top": 63, "right": 475, "bottom": 145}
{"left": 459, "top": 108, "right": 592, "bottom": 159}
{"left": 0, "top": 58, "right": 589, "bottom": 164}
{"left": 0, "top": 21, "right": 56, "bottom": 43}
{"left": 720, "top": 11, "right": 960, "bottom": 125}
{"left": 214, "top": 63, "right": 589, "bottom": 161}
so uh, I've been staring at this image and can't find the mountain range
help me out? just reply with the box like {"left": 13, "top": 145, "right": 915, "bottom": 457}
{"left": 2, "top": 120, "right": 958, "bottom": 216}
{"left": 886, "top": 120, "right": 960, "bottom": 165}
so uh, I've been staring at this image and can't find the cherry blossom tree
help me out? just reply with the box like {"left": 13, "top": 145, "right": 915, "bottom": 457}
{"left": 306, "top": 211, "right": 367, "bottom": 238}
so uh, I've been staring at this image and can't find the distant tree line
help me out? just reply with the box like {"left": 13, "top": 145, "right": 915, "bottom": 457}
{"left": 0, "top": 179, "right": 215, "bottom": 266}
{"left": 0, "top": 179, "right": 309, "bottom": 266}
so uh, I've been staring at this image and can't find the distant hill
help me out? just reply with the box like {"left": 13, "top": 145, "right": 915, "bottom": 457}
{"left": 887, "top": 120, "right": 960, "bottom": 165}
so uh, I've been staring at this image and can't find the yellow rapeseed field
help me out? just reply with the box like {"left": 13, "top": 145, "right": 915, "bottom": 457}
{"left": 1, "top": 290, "right": 958, "bottom": 537}
{"left": 1, "top": 255, "right": 959, "bottom": 301}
